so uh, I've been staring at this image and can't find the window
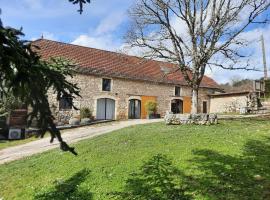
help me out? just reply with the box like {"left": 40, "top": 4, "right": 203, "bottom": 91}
{"left": 59, "top": 95, "right": 73, "bottom": 110}
{"left": 175, "top": 86, "right": 181, "bottom": 96}
{"left": 102, "top": 78, "right": 111, "bottom": 91}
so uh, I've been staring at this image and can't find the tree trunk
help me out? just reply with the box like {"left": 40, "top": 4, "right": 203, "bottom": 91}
{"left": 191, "top": 87, "right": 198, "bottom": 114}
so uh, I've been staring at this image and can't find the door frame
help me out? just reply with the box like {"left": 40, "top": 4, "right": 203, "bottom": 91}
{"left": 202, "top": 101, "right": 208, "bottom": 113}
{"left": 171, "top": 98, "right": 184, "bottom": 114}
{"left": 95, "top": 96, "right": 117, "bottom": 120}
{"left": 128, "top": 99, "right": 142, "bottom": 119}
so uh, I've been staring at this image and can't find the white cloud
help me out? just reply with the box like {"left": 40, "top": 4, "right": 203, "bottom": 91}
{"left": 42, "top": 31, "right": 57, "bottom": 40}
{"left": 31, "top": 31, "right": 57, "bottom": 41}
{"left": 71, "top": 34, "right": 120, "bottom": 51}
{"left": 71, "top": 11, "right": 127, "bottom": 51}
{"left": 95, "top": 12, "right": 125, "bottom": 35}
{"left": 23, "top": 0, "right": 43, "bottom": 10}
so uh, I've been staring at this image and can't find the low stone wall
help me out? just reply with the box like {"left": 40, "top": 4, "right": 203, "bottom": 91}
{"left": 164, "top": 113, "right": 218, "bottom": 125}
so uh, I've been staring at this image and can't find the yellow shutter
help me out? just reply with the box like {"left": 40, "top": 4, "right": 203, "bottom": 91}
{"left": 183, "top": 96, "right": 192, "bottom": 113}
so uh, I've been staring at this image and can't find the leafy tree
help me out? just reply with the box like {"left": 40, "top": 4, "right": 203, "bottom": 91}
{"left": 0, "top": 19, "right": 80, "bottom": 154}
{"left": 127, "top": 0, "right": 270, "bottom": 113}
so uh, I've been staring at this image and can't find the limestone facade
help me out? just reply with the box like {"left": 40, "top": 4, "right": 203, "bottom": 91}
{"left": 48, "top": 73, "right": 216, "bottom": 121}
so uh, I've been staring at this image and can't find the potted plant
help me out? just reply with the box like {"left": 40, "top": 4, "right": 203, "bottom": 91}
{"left": 145, "top": 101, "right": 158, "bottom": 119}
{"left": 79, "top": 107, "right": 93, "bottom": 125}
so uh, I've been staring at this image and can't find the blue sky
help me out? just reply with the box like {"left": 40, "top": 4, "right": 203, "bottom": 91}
{"left": 0, "top": 0, "right": 133, "bottom": 46}
{"left": 0, "top": 0, "right": 269, "bottom": 83}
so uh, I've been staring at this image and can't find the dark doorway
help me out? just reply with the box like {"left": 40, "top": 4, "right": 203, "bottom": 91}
{"left": 171, "top": 99, "right": 183, "bottom": 114}
{"left": 203, "top": 101, "right": 207, "bottom": 113}
{"left": 96, "top": 98, "right": 115, "bottom": 120}
{"left": 129, "top": 99, "right": 141, "bottom": 119}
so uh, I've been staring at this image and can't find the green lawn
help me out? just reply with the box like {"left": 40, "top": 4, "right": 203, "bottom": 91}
{"left": 0, "top": 137, "right": 38, "bottom": 150}
{"left": 0, "top": 118, "right": 270, "bottom": 200}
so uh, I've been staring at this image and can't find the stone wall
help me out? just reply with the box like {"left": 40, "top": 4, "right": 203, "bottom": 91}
{"left": 164, "top": 113, "right": 218, "bottom": 125}
{"left": 48, "top": 74, "right": 213, "bottom": 121}
{"left": 210, "top": 95, "right": 248, "bottom": 113}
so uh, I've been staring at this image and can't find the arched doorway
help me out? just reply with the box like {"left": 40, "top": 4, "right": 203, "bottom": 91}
{"left": 96, "top": 98, "right": 115, "bottom": 120}
{"left": 129, "top": 99, "right": 141, "bottom": 119}
{"left": 171, "top": 99, "right": 183, "bottom": 114}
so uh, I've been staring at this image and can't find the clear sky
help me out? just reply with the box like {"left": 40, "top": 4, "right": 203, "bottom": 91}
{"left": 0, "top": 0, "right": 269, "bottom": 84}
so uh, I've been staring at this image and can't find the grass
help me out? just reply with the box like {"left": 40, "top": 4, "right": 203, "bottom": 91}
{"left": 0, "top": 137, "right": 38, "bottom": 150}
{"left": 0, "top": 118, "right": 270, "bottom": 200}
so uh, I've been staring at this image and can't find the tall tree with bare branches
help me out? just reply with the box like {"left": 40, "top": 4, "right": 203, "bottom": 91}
{"left": 127, "top": 0, "right": 270, "bottom": 113}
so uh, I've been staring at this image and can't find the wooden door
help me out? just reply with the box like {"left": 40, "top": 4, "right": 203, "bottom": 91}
{"left": 183, "top": 96, "right": 192, "bottom": 113}
{"left": 141, "top": 96, "right": 157, "bottom": 119}
{"left": 203, "top": 101, "right": 207, "bottom": 113}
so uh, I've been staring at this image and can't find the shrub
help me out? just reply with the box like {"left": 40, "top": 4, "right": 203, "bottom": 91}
{"left": 80, "top": 107, "right": 92, "bottom": 119}
{"left": 145, "top": 101, "right": 157, "bottom": 115}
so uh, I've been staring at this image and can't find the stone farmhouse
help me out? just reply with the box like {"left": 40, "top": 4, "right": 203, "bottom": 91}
{"left": 33, "top": 39, "right": 221, "bottom": 121}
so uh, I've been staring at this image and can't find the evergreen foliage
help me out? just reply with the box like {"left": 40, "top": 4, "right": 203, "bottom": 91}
{"left": 0, "top": 18, "right": 80, "bottom": 154}
{"left": 69, "top": 0, "right": 91, "bottom": 14}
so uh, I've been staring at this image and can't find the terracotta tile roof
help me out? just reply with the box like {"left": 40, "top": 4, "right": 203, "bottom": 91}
{"left": 31, "top": 39, "right": 220, "bottom": 89}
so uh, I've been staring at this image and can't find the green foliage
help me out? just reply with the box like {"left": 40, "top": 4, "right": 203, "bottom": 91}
{"left": 112, "top": 154, "right": 189, "bottom": 200}
{"left": 0, "top": 19, "right": 80, "bottom": 154}
{"left": 145, "top": 101, "right": 157, "bottom": 114}
{"left": 231, "top": 78, "right": 252, "bottom": 87}
{"left": 80, "top": 107, "right": 92, "bottom": 119}
{"left": 69, "top": 0, "right": 91, "bottom": 14}
{"left": 0, "top": 93, "right": 24, "bottom": 118}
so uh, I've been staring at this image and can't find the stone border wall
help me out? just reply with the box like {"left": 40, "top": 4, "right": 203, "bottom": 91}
{"left": 164, "top": 113, "right": 218, "bottom": 125}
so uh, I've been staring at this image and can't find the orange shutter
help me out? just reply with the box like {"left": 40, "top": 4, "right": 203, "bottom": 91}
{"left": 183, "top": 96, "right": 192, "bottom": 113}
{"left": 141, "top": 96, "right": 157, "bottom": 119}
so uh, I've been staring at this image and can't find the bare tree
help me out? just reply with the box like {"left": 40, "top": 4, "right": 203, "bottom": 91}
{"left": 127, "top": 0, "right": 269, "bottom": 113}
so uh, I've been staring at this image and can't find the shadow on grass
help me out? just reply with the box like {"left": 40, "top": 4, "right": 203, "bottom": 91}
{"left": 113, "top": 137, "right": 270, "bottom": 200}
{"left": 185, "top": 137, "right": 270, "bottom": 199}
{"left": 111, "top": 154, "right": 191, "bottom": 200}
{"left": 34, "top": 169, "right": 92, "bottom": 200}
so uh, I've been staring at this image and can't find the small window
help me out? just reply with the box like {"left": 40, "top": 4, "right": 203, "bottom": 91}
{"left": 59, "top": 95, "right": 73, "bottom": 110}
{"left": 102, "top": 78, "right": 111, "bottom": 91}
{"left": 175, "top": 86, "right": 181, "bottom": 96}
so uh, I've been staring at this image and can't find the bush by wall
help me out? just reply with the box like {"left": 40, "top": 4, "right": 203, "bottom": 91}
{"left": 80, "top": 107, "right": 92, "bottom": 119}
